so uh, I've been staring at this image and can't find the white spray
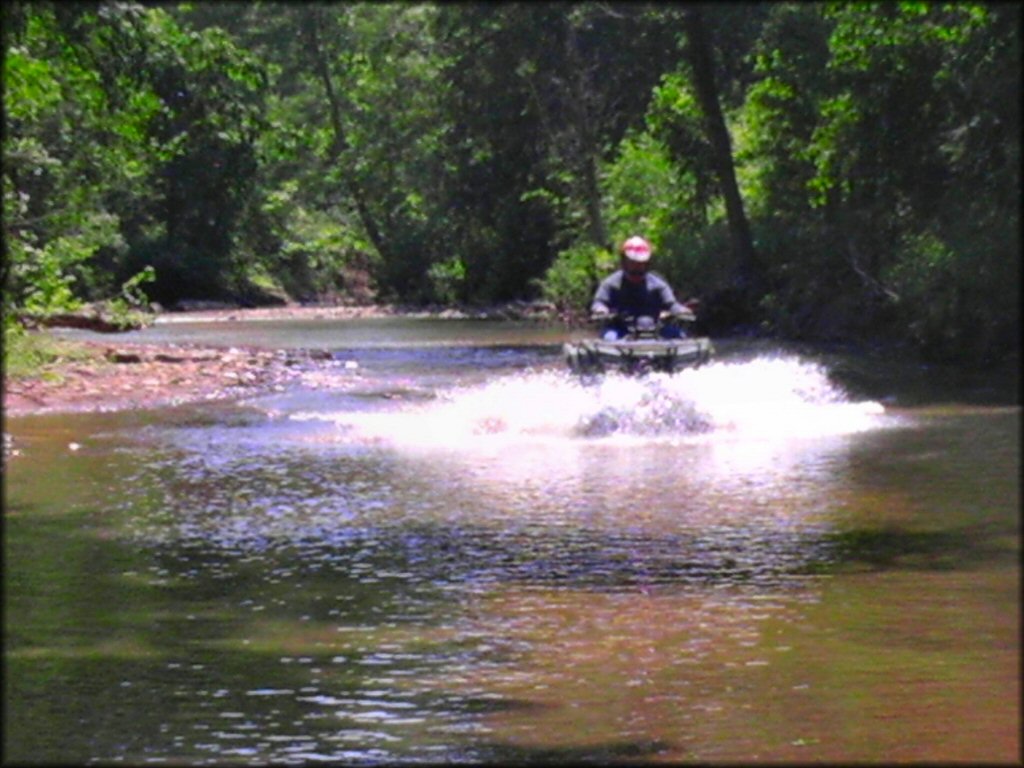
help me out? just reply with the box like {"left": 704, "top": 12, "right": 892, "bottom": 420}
{"left": 290, "top": 355, "right": 887, "bottom": 449}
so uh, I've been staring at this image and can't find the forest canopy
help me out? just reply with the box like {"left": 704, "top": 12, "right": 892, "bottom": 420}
{"left": 2, "top": 1, "right": 1019, "bottom": 363}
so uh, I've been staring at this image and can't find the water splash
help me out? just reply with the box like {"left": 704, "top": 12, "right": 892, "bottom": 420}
{"left": 291, "top": 354, "right": 886, "bottom": 448}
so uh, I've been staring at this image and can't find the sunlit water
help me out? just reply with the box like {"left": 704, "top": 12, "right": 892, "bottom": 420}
{"left": 5, "top": 320, "right": 1019, "bottom": 763}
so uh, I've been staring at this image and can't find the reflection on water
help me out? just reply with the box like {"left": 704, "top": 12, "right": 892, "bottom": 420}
{"left": 4, "top": 325, "right": 1019, "bottom": 763}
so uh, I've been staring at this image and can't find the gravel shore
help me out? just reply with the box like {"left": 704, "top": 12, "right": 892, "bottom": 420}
{"left": 2, "top": 302, "right": 561, "bottom": 417}
{"left": 2, "top": 340, "right": 333, "bottom": 416}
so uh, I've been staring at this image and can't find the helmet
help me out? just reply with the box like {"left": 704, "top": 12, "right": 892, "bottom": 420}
{"left": 621, "top": 236, "right": 652, "bottom": 263}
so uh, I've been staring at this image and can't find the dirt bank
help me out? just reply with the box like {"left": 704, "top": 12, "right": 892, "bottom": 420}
{"left": 2, "top": 302, "right": 562, "bottom": 418}
{"left": 2, "top": 340, "right": 334, "bottom": 417}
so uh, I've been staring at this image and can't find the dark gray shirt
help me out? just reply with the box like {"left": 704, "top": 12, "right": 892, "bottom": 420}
{"left": 591, "top": 271, "right": 685, "bottom": 318}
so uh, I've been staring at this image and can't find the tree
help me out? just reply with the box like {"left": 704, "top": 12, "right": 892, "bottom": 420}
{"left": 680, "top": 7, "right": 760, "bottom": 294}
{"left": 2, "top": 2, "right": 270, "bottom": 310}
{"left": 804, "top": 2, "right": 1019, "bottom": 359}
{"left": 299, "top": 5, "right": 387, "bottom": 263}
{"left": 432, "top": 3, "right": 559, "bottom": 301}
{"left": 3, "top": 2, "right": 158, "bottom": 312}
{"left": 5, "top": 2, "right": 1017, "bottom": 364}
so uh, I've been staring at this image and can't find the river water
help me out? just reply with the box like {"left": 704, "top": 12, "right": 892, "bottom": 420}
{"left": 4, "top": 318, "right": 1019, "bottom": 764}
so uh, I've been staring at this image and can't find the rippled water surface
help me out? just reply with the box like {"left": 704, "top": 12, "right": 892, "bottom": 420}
{"left": 5, "top": 319, "right": 1019, "bottom": 763}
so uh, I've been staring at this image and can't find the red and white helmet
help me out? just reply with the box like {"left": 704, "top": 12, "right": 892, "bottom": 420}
{"left": 621, "top": 235, "right": 652, "bottom": 263}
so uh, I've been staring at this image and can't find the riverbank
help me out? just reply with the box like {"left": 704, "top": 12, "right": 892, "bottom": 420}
{"left": 153, "top": 300, "right": 559, "bottom": 323}
{"left": 2, "top": 302, "right": 560, "bottom": 417}
{"left": 2, "top": 338, "right": 334, "bottom": 417}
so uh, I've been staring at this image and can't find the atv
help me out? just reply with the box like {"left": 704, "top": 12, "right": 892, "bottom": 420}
{"left": 563, "top": 310, "right": 713, "bottom": 377}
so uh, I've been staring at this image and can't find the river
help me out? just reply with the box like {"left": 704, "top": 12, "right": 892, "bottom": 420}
{"left": 4, "top": 317, "right": 1019, "bottom": 763}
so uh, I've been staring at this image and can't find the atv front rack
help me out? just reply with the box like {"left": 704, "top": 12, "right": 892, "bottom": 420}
{"left": 564, "top": 336, "right": 713, "bottom": 376}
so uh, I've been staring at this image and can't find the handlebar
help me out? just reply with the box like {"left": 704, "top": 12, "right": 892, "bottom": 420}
{"left": 589, "top": 308, "right": 696, "bottom": 324}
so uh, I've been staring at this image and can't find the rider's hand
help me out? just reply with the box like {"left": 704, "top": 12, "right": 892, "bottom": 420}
{"left": 590, "top": 306, "right": 610, "bottom": 320}
{"left": 665, "top": 306, "right": 695, "bottom": 321}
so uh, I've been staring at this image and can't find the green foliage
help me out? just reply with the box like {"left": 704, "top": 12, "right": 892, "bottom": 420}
{"left": 648, "top": 72, "right": 715, "bottom": 207}
{"left": 882, "top": 221, "right": 1020, "bottom": 363}
{"left": 727, "top": 1, "right": 1019, "bottom": 355}
{"left": 2, "top": 317, "right": 98, "bottom": 380}
{"left": 4, "top": 7, "right": 126, "bottom": 314}
{"left": 8, "top": 211, "right": 123, "bottom": 314}
{"left": 426, "top": 257, "right": 467, "bottom": 305}
{"left": 602, "top": 132, "right": 687, "bottom": 244}
{"left": 2, "top": 2, "right": 267, "bottom": 309}
{"left": 538, "top": 241, "right": 615, "bottom": 315}
{"left": 95, "top": 265, "right": 158, "bottom": 330}
{"left": 2, "top": 2, "right": 1018, "bottom": 364}
{"left": 264, "top": 192, "right": 375, "bottom": 302}
{"left": 883, "top": 231, "right": 959, "bottom": 347}
{"left": 656, "top": 223, "right": 737, "bottom": 298}
{"left": 119, "top": 265, "right": 156, "bottom": 309}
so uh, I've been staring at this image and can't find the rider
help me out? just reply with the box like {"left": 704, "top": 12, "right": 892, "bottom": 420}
{"left": 590, "top": 235, "right": 693, "bottom": 340}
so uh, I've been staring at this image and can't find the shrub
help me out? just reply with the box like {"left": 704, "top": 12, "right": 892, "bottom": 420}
{"left": 3, "top": 317, "right": 98, "bottom": 379}
{"left": 538, "top": 241, "right": 615, "bottom": 316}
{"left": 426, "top": 257, "right": 467, "bottom": 305}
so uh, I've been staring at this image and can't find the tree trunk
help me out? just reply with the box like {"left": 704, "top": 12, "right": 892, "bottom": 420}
{"left": 303, "top": 10, "right": 388, "bottom": 261}
{"left": 681, "top": 8, "right": 760, "bottom": 290}
{"left": 564, "top": 18, "right": 609, "bottom": 250}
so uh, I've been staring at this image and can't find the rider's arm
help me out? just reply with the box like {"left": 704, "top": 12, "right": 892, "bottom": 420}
{"left": 590, "top": 276, "right": 616, "bottom": 315}
{"left": 653, "top": 275, "right": 687, "bottom": 316}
